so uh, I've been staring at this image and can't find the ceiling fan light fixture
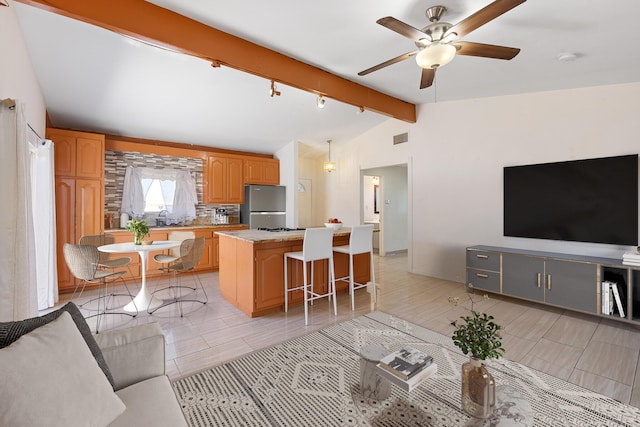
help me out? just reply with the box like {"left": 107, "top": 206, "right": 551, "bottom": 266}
{"left": 416, "top": 43, "right": 456, "bottom": 69}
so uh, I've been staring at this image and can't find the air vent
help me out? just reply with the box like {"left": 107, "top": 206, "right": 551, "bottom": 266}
{"left": 393, "top": 132, "right": 408, "bottom": 145}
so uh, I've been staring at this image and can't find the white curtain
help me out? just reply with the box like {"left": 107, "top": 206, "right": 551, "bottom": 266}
{"left": 29, "top": 138, "right": 58, "bottom": 310}
{"left": 121, "top": 166, "right": 197, "bottom": 224}
{"left": 0, "top": 100, "right": 38, "bottom": 321}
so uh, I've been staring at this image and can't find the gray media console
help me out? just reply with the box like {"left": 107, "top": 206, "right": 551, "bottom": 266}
{"left": 466, "top": 245, "right": 640, "bottom": 324}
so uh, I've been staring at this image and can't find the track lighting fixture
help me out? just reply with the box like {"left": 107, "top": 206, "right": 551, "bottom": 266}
{"left": 317, "top": 95, "right": 326, "bottom": 109}
{"left": 357, "top": 106, "right": 365, "bottom": 115}
{"left": 270, "top": 80, "right": 281, "bottom": 97}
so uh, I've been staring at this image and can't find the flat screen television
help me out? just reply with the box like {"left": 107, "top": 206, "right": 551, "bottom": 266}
{"left": 503, "top": 155, "right": 638, "bottom": 245}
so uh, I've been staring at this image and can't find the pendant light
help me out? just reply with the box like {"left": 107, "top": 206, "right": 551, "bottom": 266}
{"left": 323, "top": 140, "right": 336, "bottom": 173}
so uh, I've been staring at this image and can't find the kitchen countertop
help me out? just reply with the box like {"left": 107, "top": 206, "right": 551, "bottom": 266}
{"left": 215, "top": 227, "right": 351, "bottom": 244}
{"left": 105, "top": 224, "right": 248, "bottom": 232}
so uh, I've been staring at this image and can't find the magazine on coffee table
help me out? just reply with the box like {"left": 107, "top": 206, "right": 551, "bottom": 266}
{"left": 378, "top": 346, "right": 433, "bottom": 380}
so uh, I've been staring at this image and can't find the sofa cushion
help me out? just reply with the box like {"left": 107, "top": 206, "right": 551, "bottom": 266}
{"left": 112, "top": 375, "right": 188, "bottom": 427}
{"left": 0, "top": 301, "right": 115, "bottom": 388}
{"left": 0, "top": 312, "right": 126, "bottom": 427}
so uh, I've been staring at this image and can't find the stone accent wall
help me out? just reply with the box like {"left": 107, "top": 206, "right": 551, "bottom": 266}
{"left": 104, "top": 150, "right": 239, "bottom": 226}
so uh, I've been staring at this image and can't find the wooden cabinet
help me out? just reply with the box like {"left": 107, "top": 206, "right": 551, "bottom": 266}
{"left": 49, "top": 128, "right": 105, "bottom": 293}
{"left": 205, "top": 155, "right": 244, "bottom": 204}
{"left": 54, "top": 178, "right": 75, "bottom": 290}
{"left": 244, "top": 158, "right": 280, "bottom": 185}
{"left": 75, "top": 179, "right": 104, "bottom": 242}
{"left": 218, "top": 232, "right": 368, "bottom": 318}
{"left": 194, "top": 230, "right": 214, "bottom": 271}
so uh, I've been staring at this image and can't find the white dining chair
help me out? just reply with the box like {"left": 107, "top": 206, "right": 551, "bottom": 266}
{"left": 284, "top": 227, "right": 337, "bottom": 325}
{"left": 333, "top": 224, "right": 376, "bottom": 310}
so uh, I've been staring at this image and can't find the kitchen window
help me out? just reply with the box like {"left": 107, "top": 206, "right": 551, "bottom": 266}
{"left": 121, "top": 166, "right": 197, "bottom": 224}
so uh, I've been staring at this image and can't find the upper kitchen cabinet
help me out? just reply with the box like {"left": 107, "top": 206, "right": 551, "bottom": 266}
{"left": 48, "top": 128, "right": 105, "bottom": 179}
{"left": 205, "top": 154, "right": 244, "bottom": 204}
{"left": 244, "top": 158, "right": 280, "bottom": 185}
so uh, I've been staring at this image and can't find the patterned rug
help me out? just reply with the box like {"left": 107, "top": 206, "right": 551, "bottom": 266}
{"left": 172, "top": 311, "right": 640, "bottom": 426}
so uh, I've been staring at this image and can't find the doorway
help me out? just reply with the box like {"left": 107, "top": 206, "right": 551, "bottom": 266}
{"left": 361, "top": 165, "right": 408, "bottom": 256}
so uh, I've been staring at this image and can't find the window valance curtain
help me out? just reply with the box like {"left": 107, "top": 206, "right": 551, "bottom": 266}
{"left": 121, "top": 166, "right": 197, "bottom": 224}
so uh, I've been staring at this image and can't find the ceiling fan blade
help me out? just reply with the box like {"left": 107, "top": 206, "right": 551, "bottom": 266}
{"left": 454, "top": 41, "right": 520, "bottom": 60}
{"left": 377, "top": 17, "right": 428, "bottom": 42}
{"left": 358, "top": 51, "right": 418, "bottom": 76}
{"left": 446, "top": 0, "right": 526, "bottom": 39}
{"left": 420, "top": 68, "right": 435, "bottom": 89}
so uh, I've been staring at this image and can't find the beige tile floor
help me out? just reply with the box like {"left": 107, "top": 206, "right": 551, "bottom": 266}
{"left": 56, "top": 252, "right": 640, "bottom": 409}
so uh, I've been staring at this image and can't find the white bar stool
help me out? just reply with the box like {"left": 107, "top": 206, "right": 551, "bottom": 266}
{"left": 284, "top": 227, "right": 337, "bottom": 325}
{"left": 333, "top": 224, "right": 376, "bottom": 310}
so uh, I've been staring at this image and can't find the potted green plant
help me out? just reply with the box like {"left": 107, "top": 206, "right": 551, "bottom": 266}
{"left": 449, "top": 295, "right": 504, "bottom": 419}
{"left": 126, "top": 217, "right": 150, "bottom": 245}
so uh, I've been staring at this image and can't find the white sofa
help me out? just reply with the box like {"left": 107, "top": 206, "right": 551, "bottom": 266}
{"left": 95, "top": 322, "right": 188, "bottom": 427}
{"left": 0, "top": 303, "right": 187, "bottom": 427}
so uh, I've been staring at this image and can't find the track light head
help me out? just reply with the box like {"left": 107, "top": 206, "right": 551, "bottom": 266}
{"left": 317, "top": 95, "right": 326, "bottom": 109}
{"left": 270, "top": 80, "right": 281, "bottom": 97}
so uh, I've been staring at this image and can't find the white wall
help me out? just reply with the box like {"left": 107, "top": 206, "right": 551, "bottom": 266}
{"left": 334, "top": 83, "right": 640, "bottom": 283}
{"left": 275, "top": 141, "right": 297, "bottom": 228}
{"left": 0, "top": 2, "right": 46, "bottom": 135}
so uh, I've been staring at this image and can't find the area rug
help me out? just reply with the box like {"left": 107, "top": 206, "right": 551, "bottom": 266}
{"left": 172, "top": 311, "right": 640, "bottom": 426}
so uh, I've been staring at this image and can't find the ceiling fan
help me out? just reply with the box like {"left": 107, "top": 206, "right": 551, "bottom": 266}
{"left": 358, "top": 0, "right": 526, "bottom": 89}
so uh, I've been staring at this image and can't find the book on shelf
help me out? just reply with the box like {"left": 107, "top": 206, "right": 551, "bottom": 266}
{"left": 602, "top": 280, "right": 626, "bottom": 317}
{"left": 378, "top": 346, "right": 433, "bottom": 380}
{"left": 610, "top": 282, "right": 626, "bottom": 318}
{"left": 377, "top": 361, "right": 438, "bottom": 392}
{"left": 602, "top": 281, "right": 610, "bottom": 315}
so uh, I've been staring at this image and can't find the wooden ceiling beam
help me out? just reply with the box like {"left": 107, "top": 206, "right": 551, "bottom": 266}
{"left": 16, "top": 0, "right": 416, "bottom": 123}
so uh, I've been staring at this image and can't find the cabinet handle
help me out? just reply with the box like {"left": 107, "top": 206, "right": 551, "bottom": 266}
{"left": 476, "top": 254, "right": 489, "bottom": 259}
{"left": 537, "top": 273, "right": 541, "bottom": 288}
{"left": 547, "top": 274, "right": 552, "bottom": 290}
{"left": 476, "top": 273, "right": 489, "bottom": 279}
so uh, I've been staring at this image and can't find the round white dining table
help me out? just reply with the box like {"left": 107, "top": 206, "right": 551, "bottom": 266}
{"left": 98, "top": 240, "right": 181, "bottom": 313}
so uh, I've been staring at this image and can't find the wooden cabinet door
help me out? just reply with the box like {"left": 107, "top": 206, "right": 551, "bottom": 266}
{"left": 196, "top": 238, "right": 214, "bottom": 271}
{"left": 262, "top": 159, "right": 280, "bottom": 185}
{"left": 255, "top": 247, "right": 287, "bottom": 310}
{"left": 55, "top": 178, "right": 75, "bottom": 291}
{"left": 212, "top": 236, "right": 220, "bottom": 269}
{"left": 51, "top": 132, "right": 76, "bottom": 177}
{"left": 244, "top": 159, "right": 263, "bottom": 184}
{"left": 206, "top": 156, "right": 226, "bottom": 203}
{"left": 227, "top": 157, "right": 244, "bottom": 203}
{"left": 75, "top": 179, "right": 103, "bottom": 240}
{"left": 76, "top": 137, "right": 104, "bottom": 179}
{"left": 244, "top": 158, "right": 280, "bottom": 185}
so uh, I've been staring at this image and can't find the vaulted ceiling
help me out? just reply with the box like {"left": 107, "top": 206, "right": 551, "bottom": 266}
{"left": 13, "top": 0, "right": 640, "bottom": 155}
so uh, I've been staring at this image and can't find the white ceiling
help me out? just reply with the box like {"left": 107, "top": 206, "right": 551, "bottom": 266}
{"left": 14, "top": 0, "right": 640, "bottom": 155}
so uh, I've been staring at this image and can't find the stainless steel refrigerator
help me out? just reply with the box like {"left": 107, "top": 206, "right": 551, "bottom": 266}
{"left": 240, "top": 185, "right": 286, "bottom": 229}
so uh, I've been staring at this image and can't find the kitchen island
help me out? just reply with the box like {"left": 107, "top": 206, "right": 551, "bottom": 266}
{"left": 216, "top": 228, "right": 372, "bottom": 318}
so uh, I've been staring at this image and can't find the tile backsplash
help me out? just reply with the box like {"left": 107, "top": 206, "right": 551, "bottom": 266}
{"left": 104, "top": 150, "right": 239, "bottom": 226}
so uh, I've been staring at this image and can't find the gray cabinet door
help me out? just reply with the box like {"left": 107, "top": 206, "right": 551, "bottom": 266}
{"left": 545, "top": 259, "right": 597, "bottom": 313}
{"left": 502, "top": 253, "right": 545, "bottom": 302}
